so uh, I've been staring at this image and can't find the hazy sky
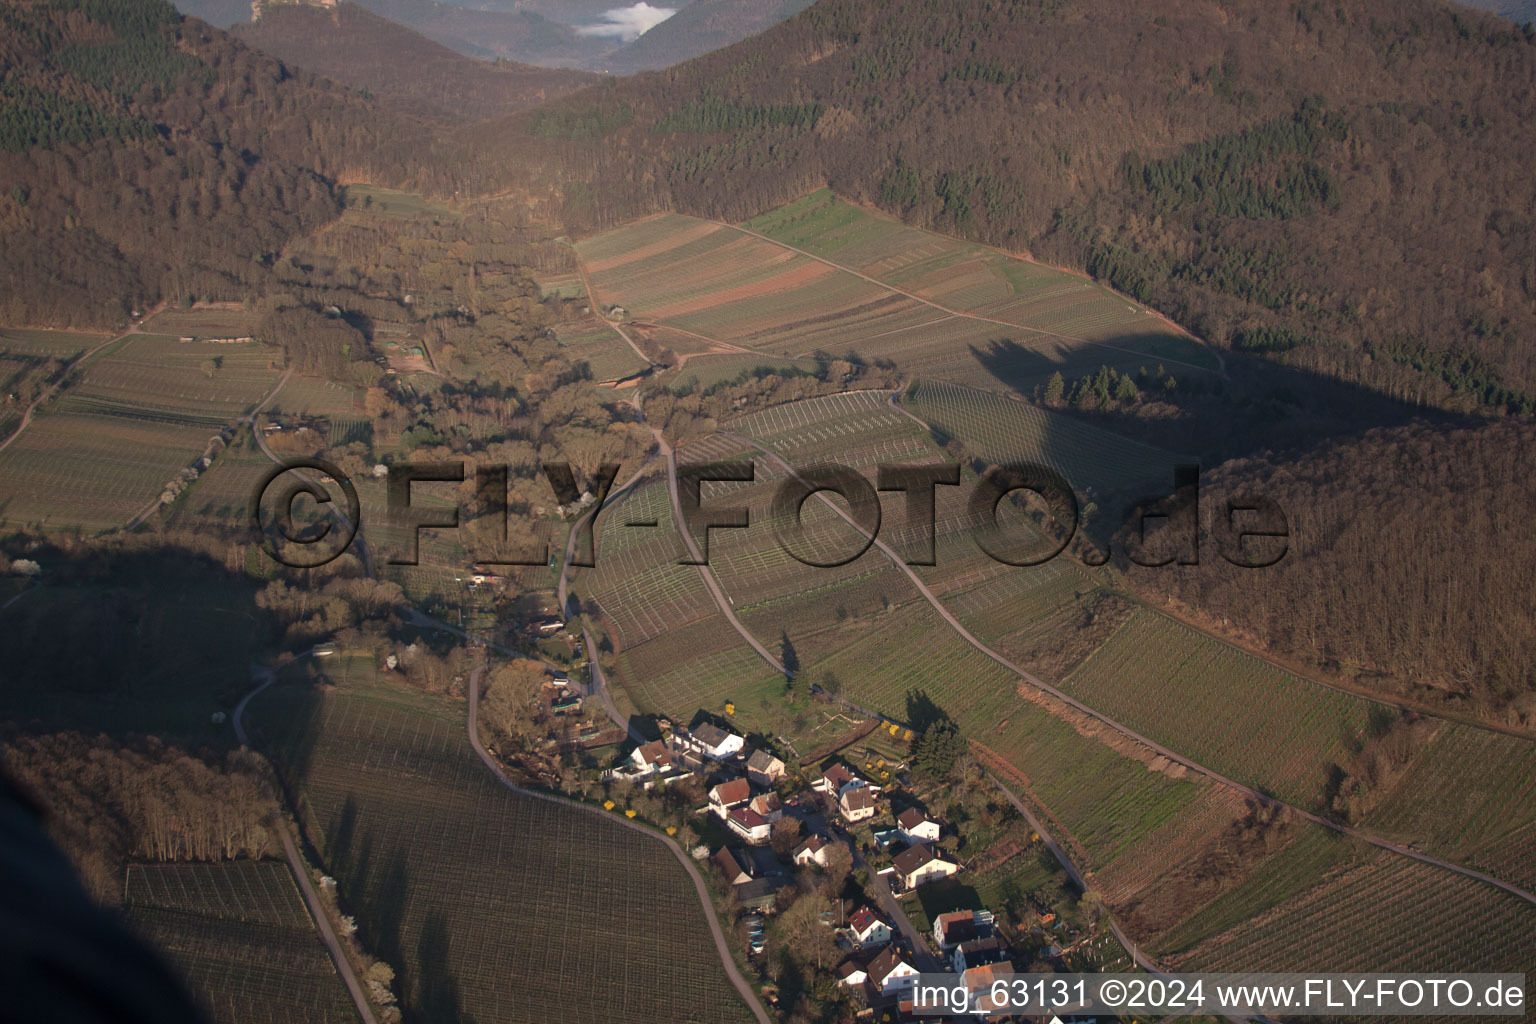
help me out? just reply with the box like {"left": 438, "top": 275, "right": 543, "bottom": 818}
{"left": 576, "top": 3, "right": 677, "bottom": 41}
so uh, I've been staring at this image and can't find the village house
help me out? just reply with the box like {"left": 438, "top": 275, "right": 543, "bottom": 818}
{"left": 836, "top": 951, "right": 875, "bottom": 988}
{"left": 745, "top": 748, "right": 786, "bottom": 786}
{"left": 933, "top": 908, "right": 996, "bottom": 951}
{"left": 847, "top": 906, "right": 893, "bottom": 949}
{"left": 815, "top": 762, "right": 861, "bottom": 796}
{"left": 748, "top": 792, "right": 782, "bottom": 822}
{"left": 893, "top": 845, "right": 962, "bottom": 890}
{"left": 708, "top": 778, "right": 752, "bottom": 818}
{"left": 727, "top": 806, "right": 773, "bottom": 845}
{"left": 675, "top": 722, "right": 745, "bottom": 761}
{"left": 713, "top": 845, "right": 792, "bottom": 910}
{"left": 839, "top": 785, "right": 879, "bottom": 823}
{"left": 896, "top": 807, "right": 942, "bottom": 844}
{"left": 628, "top": 739, "right": 672, "bottom": 776}
{"left": 961, "top": 962, "right": 1013, "bottom": 1015}
{"left": 714, "top": 847, "right": 752, "bottom": 885}
{"left": 792, "top": 835, "right": 831, "bottom": 868}
{"left": 866, "top": 945, "right": 921, "bottom": 997}
{"left": 953, "top": 934, "right": 1012, "bottom": 974}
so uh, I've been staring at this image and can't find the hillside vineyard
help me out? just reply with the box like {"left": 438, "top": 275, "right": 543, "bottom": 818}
{"left": 1, "top": 2, "right": 1534, "bottom": 1023}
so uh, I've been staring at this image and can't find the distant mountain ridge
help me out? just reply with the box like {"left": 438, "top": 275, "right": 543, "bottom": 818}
{"left": 234, "top": 3, "right": 597, "bottom": 120}
{"left": 596, "top": 0, "right": 817, "bottom": 74}
{"left": 174, "top": 0, "right": 818, "bottom": 71}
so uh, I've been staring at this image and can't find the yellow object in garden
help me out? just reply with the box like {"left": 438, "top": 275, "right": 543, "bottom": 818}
{"left": 666, "top": 826, "right": 677, "bottom": 835}
{"left": 903, "top": 729, "right": 914, "bottom": 741}
{"left": 725, "top": 701, "right": 735, "bottom": 715}
{"left": 625, "top": 809, "right": 637, "bottom": 818}
{"left": 603, "top": 799, "right": 615, "bottom": 810}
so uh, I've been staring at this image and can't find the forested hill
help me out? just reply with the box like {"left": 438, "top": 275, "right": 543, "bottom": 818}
{"left": 1123, "top": 417, "right": 1536, "bottom": 726}
{"left": 496, "top": 0, "right": 1536, "bottom": 416}
{"left": 233, "top": 3, "right": 597, "bottom": 122}
{"left": 0, "top": 0, "right": 445, "bottom": 325}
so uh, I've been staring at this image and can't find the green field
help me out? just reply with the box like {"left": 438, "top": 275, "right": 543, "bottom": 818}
{"left": 0, "top": 325, "right": 108, "bottom": 357}
{"left": 250, "top": 676, "right": 755, "bottom": 1024}
{"left": 1176, "top": 846, "right": 1536, "bottom": 975}
{"left": 573, "top": 194, "right": 1218, "bottom": 396}
{"left": 1362, "top": 724, "right": 1536, "bottom": 892}
{"left": 124, "top": 860, "right": 360, "bottom": 1024}
{"left": 0, "top": 335, "right": 281, "bottom": 530}
{"left": 555, "top": 319, "right": 649, "bottom": 382}
{"left": 144, "top": 307, "right": 263, "bottom": 340}
{"left": 902, "top": 377, "right": 1186, "bottom": 500}
{"left": 1056, "top": 609, "right": 1378, "bottom": 809}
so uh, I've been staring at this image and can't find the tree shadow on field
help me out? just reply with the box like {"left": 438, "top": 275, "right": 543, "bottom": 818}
{"left": 410, "top": 911, "right": 477, "bottom": 1024}
{"left": 969, "top": 335, "right": 1465, "bottom": 466}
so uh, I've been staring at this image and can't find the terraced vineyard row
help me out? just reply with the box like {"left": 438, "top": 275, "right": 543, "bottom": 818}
{"left": 124, "top": 860, "right": 359, "bottom": 1024}
{"left": 1177, "top": 851, "right": 1536, "bottom": 975}
{"left": 1363, "top": 724, "right": 1536, "bottom": 892}
{"left": 955, "top": 679, "right": 1209, "bottom": 870}
{"left": 0, "top": 410, "right": 219, "bottom": 529}
{"left": 617, "top": 613, "right": 786, "bottom": 722}
{"left": 1059, "top": 609, "right": 1375, "bottom": 809}
{"left": 251, "top": 680, "right": 756, "bottom": 1024}
{"left": 902, "top": 378, "right": 1183, "bottom": 500}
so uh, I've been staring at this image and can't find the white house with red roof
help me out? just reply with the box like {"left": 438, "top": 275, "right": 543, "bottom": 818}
{"left": 727, "top": 806, "right": 773, "bottom": 845}
{"left": 708, "top": 778, "right": 752, "bottom": 818}
{"left": 847, "top": 905, "right": 893, "bottom": 949}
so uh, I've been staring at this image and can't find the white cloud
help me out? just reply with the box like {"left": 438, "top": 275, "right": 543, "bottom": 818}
{"left": 576, "top": 3, "right": 676, "bottom": 42}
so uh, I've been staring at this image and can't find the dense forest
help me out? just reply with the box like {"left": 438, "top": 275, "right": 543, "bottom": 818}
{"left": 486, "top": 0, "right": 1536, "bottom": 417}
{"left": 1, "top": 733, "right": 278, "bottom": 902}
{"left": 0, "top": 0, "right": 455, "bottom": 325}
{"left": 1121, "top": 418, "right": 1536, "bottom": 724}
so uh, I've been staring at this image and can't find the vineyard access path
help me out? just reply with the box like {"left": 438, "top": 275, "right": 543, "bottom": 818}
{"left": 234, "top": 665, "right": 380, "bottom": 1024}
{"left": 463, "top": 663, "right": 774, "bottom": 1024}
{"left": 0, "top": 304, "right": 168, "bottom": 456}
{"left": 718, "top": 428, "right": 1536, "bottom": 909}
{"left": 723, "top": 220, "right": 1223, "bottom": 378}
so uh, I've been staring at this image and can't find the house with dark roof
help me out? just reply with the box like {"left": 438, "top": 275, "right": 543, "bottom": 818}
{"left": 893, "top": 844, "right": 961, "bottom": 890}
{"left": 675, "top": 722, "right": 744, "bottom": 760}
{"left": 629, "top": 739, "right": 671, "bottom": 774}
{"left": 714, "top": 847, "right": 752, "bottom": 886}
{"left": 728, "top": 806, "right": 773, "bottom": 845}
{"left": 745, "top": 748, "right": 786, "bottom": 786}
{"left": 748, "top": 791, "right": 782, "bottom": 822}
{"left": 933, "top": 908, "right": 996, "bottom": 950}
{"left": 837, "top": 950, "right": 876, "bottom": 987}
{"left": 953, "top": 934, "right": 1011, "bottom": 974}
{"left": 793, "top": 834, "right": 830, "bottom": 868}
{"left": 839, "top": 785, "right": 879, "bottom": 823}
{"left": 816, "top": 763, "right": 859, "bottom": 796}
{"left": 866, "top": 945, "right": 920, "bottom": 997}
{"left": 896, "top": 807, "right": 942, "bottom": 843}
